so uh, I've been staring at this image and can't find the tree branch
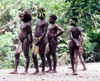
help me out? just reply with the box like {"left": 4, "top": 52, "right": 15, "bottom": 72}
{"left": 0, "top": 21, "right": 16, "bottom": 34}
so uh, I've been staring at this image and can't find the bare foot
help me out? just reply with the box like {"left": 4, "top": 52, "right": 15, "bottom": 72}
{"left": 68, "top": 67, "right": 72, "bottom": 69}
{"left": 66, "top": 73, "right": 68, "bottom": 75}
{"left": 31, "top": 71, "right": 39, "bottom": 75}
{"left": 49, "top": 70, "right": 57, "bottom": 73}
{"left": 71, "top": 72, "right": 77, "bottom": 75}
{"left": 82, "top": 68, "right": 87, "bottom": 71}
{"left": 38, "top": 71, "right": 45, "bottom": 75}
{"left": 9, "top": 71, "right": 18, "bottom": 74}
{"left": 20, "top": 71, "right": 28, "bottom": 75}
{"left": 46, "top": 69, "right": 52, "bottom": 73}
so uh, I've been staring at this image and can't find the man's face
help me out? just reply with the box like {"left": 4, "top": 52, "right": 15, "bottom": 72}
{"left": 20, "top": 14, "right": 24, "bottom": 21}
{"left": 49, "top": 17, "right": 54, "bottom": 24}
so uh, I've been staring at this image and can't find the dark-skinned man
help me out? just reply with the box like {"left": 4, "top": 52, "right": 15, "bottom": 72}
{"left": 46, "top": 14, "right": 64, "bottom": 73}
{"left": 31, "top": 8, "right": 48, "bottom": 75}
{"left": 9, "top": 11, "right": 33, "bottom": 75}
{"left": 69, "top": 17, "right": 86, "bottom": 75}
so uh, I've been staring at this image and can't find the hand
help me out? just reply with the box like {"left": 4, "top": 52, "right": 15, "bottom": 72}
{"left": 79, "top": 47, "right": 84, "bottom": 54}
{"left": 77, "top": 44, "right": 81, "bottom": 47}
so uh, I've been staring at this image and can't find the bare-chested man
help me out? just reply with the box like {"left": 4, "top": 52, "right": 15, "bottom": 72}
{"left": 69, "top": 17, "right": 86, "bottom": 75}
{"left": 31, "top": 8, "right": 48, "bottom": 75}
{"left": 46, "top": 14, "right": 64, "bottom": 73}
{"left": 9, "top": 11, "right": 33, "bottom": 74}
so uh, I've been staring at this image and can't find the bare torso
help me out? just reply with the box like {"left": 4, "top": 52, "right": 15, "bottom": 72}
{"left": 70, "top": 27, "right": 81, "bottom": 39}
{"left": 34, "top": 19, "right": 48, "bottom": 38}
{"left": 19, "top": 22, "right": 31, "bottom": 41}
{"left": 47, "top": 24, "right": 58, "bottom": 42}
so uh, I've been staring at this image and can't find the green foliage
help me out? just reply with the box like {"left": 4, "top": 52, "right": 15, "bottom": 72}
{"left": 0, "top": 32, "right": 14, "bottom": 69}
{"left": 89, "top": 42, "right": 97, "bottom": 53}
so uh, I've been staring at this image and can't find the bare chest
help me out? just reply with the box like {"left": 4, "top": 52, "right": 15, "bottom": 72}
{"left": 20, "top": 23, "right": 27, "bottom": 30}
{"left": 48, "top": 26, "right": 57, "bottom": 33}
{"left": 36, "top": 22, "right": 45, "bottom": 31}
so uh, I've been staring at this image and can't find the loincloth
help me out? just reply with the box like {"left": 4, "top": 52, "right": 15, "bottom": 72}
{"left": 45, "top": 43, "right": 50, "bottom": 54}
{"left": 16, "top": 40, "right": 23, "bottom": 54}
{"left": 32, "top": 37, "right": 41, "bottom": 55}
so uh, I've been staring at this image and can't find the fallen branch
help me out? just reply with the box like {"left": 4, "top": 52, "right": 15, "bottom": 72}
{"left": 0, "top": 21, "right": 16, "bottom": 34}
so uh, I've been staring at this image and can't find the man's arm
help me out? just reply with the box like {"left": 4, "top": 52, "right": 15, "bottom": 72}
{"left": 79, "top": 31, "right": 83, "bottom": 46}
{"left": 27, "top": 25, "right": 33, "bottom": 44}
{"left": 69, "top": 29, "right": 78, "bottom": 45}
{"left": 70, "top": 28, "right": 83, "bottom": 47}
{"left": 69, "top": 30, "right": 73, "bottom": 40}
{"left": 55, "top": 25, "right": 64, "bottom": 38}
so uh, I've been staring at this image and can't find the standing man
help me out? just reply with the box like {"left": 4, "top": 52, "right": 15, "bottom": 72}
{"left": 69, "top": 17, "right": 86, "bottom": 75}
{"left": 31, "top": 8, "right": 48, "bottom": 75}
{"left": 9, "top": 11, "right": 33, "bottom": 74}
{"left": 46, "top": 14, "right": 64, "bottom": 73}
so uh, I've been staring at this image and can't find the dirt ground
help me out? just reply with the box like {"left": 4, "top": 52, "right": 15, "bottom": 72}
{"left": 0, "top": 63, "right": 100, "bottom": 81}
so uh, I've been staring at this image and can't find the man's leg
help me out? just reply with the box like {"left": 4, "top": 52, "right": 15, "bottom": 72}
{"left": 78, "top": 52, "right": 86, "bottom": 70}
{"left": 51, "top": 52, "right": 57, "bottom": 73}
{"left": 46, "top": 51, "right": 52, "bottom": 72}
{"left": 69, "top": 48, "right": 74, "bottom": 74}
{"left": 40, "top": 53, "right": 45, "bottom": 73}
{"left": 31, "top": 54, "right": 39, "bottom": 75}
{"left": 50, "top": 39, "right": 57, "bottom": 73}
{"left": 73, "top": 48, "right": 78, "bottom": 75}
{"left": 21, "top": 38, "right": 30, "bottom": 74}
{"left": 39, "top": 40, "right": 46, "bottom": 74}
{"left": 9, "top": 42, "right": 22, "bottom": 74}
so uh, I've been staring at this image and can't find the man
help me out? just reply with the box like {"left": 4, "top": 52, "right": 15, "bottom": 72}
{"left": 46, "top": 14, "right": 64, "bottom": 73}
{"left": 69, "top": 17, "right": 86, "bottom": 75}
{"left": 9, "top": 11, "right": 33, "bottom": 74}
{"left": 31, "top": 7, "right": 48, "bottom": 75}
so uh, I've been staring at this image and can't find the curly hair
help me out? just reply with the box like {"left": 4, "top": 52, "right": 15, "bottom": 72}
{"left": 24, "top": 11, "right": 32, "bottom": 22}
{"left": 71, "top": 17, "right": 78, "bottom": 22}
{"left": 50, "top": 14, "right": 57, "bottom": 20}
{"left": 19, "top": 11, "right": 32, "bottom": 22}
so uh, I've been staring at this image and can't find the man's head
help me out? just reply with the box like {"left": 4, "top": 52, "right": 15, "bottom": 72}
{"left": 37, "top": 7, "right": 45, "bottom": 19}
{"left": 70, "top": 17, "right": 78, "bottom": 26}
{"left": 49, "top": 14, "right": 57, "bottom": 24}
{"left": 19, "top": 11, "right": 32, "bottom": 22}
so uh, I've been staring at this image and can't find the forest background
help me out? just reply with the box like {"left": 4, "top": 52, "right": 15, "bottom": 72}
{"left": 0, "top": 0, "right": 100, "bottom": 69}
